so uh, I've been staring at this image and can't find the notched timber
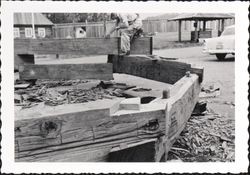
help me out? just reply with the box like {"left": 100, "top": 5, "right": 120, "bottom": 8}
{"left": 19, "top": 63, "right": 113, "bottom": 80}
{"left": 15, "top": 99, "right": 166, "bottom": 160}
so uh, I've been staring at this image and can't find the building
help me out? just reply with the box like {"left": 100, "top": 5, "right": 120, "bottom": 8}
{"left": 14, "top": 13, "right": 53, "bottom": 39}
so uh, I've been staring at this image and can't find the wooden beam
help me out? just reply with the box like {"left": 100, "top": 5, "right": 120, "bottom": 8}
{"left": 14, "top": 54, "right": 35, "bottom": 71}
{"left": 203, "top": 20, "right": 206, "bottom": 31}
{"left": 109, "top": 55, "right": 192, "bottom": 84}
{"left": 178, "top": 20, "right": 182, "bottom": 42}
{"left": 194, "top": 20, "right": 199, "bottom": 42}
{"left": 19, "top": 63, "right": 113, "bottom": 80}
{"left": 190, "top": 65, "right": 204, "bottom": 83}
{"left": 130, "top": 36, "right": 153, "bottom": 55}
{"left": 14, "top": 37, "right": 152, "bottom": 56}
{"left": 167, "top": 74, "right": 200, "bottom": 151}
{"left": 221, "top": 19, "right": 225, "bottom": 32}
{"left": 15, "top": 100, "right": 166, "bottom": 161}
{"left": 218, "top": 20, "right": 221, "bottom": 36}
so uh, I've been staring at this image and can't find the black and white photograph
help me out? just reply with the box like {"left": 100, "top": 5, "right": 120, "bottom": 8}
{"left": 1, "top": 1, "right": 248, "bottom": 174}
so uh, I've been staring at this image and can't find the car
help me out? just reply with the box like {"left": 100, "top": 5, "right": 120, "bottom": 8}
{"left": 203, "top": 25, "right": 235, "bottom": 60}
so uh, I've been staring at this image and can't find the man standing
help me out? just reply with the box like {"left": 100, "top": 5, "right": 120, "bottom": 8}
{"left": 106, "top": 13, "right": 143, "bottom": 55}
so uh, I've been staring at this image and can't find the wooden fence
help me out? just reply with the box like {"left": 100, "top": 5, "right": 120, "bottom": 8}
{"left": 53, "top": 18, "right": 235, "bottom": 39}
{"left": 53, "top": 21, "right": 116, "bottom": 38}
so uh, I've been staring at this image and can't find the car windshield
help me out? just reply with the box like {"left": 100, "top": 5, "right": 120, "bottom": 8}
{"left": 221, "top": 27, "right": 235, "bottom": 36}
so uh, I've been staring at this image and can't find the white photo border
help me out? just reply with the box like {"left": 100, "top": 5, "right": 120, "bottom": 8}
{"left": 1, "top": 1, "right": 249, "bottom": 174}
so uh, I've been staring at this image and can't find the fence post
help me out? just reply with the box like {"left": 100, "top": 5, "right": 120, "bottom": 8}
{"left": 104, "top": 19, "right": 107, "bottom": 37}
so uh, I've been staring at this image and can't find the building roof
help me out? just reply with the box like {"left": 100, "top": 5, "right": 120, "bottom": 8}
{"left": 14, "top": 13, "right": 53, "bottom": 25}
{"left": 168, "top": 13, "right": 234, "bottom": 21}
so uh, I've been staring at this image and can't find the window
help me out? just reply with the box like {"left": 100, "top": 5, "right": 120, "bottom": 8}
{"left": 38, "top": 28, "right": 46, "bottom": 38}
{"left": 14, "top": 27, "right": 20, "bottom": 38}
{"left": 221, "top": 27, "right": 235, "bottom": 36}
{"left": 25, "top": 28, "right": 33, "bottom": 38}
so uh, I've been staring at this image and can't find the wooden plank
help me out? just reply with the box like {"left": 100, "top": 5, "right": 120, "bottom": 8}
{"left": 166, "top": 74, "right": 201, "bottom": 158}
{"left": 17, "top": 147, "right": 111, "bottom": 162}
{"left": 16, "top": 137, "right": 143, "bottom": 162}
{"left": 18, "top": 63, "right": 113, "bottom": 80}
{"left": 109, "top": 55, "right": 192, "bottom": 84}
{"left": 15, "top": 83, "right": 31, "bottom": 89}
{"left": 154, "top": 136, "right": 166, "bottom": 162}
{"left": 15, "top": 98, "right": 166, "bottom": 160}
{"left": 14, "top": 37, "right": 152, "bottom": 56}
{"left": 130, "top": 37, "right": 152, "bottom": 55}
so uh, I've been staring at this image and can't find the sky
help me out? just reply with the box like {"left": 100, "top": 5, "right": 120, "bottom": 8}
{"left": 139, "top": 13, "right": 163, "bottom": 19}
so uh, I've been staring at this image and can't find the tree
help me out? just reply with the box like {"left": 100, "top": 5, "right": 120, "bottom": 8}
{"left": 44, "top": 13, "right": 110, "bottom": 24}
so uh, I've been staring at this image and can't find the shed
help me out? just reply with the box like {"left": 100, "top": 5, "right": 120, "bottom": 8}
{"left": 168, "top": 13, "right": 234, "bottom": 42}
{"left": 14, "top": 13, "right": 54, "bottom": 39}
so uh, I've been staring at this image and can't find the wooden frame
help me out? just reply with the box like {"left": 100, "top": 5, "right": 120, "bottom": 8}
{"left": 15, "top": 55, "right": 203, "bottom": 162}
{"left": 14, "top": 37, "right": 153, "bottom": 70}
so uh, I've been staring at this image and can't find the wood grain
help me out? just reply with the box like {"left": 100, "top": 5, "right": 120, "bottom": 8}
{"left": 14, "top": 37, "right": 152, "bottom": 56}
{"left": 167, "top": 75, "right": 201, "bottom": 151}
{"left": 15, "top": 73, "right": 201, "bottom": 162}
{"left": 109, "top": 55, "right": 192, "bottom": 84}
{"left": 15, "top": 99, "right": 166, "bottom": 161}
{"left": 19, "top": 63, "right": 113, "bottom": 80}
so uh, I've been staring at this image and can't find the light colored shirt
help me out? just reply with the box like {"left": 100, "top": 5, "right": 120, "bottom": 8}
{"left": 117, "top": 13, "right": 142, "bottom": 29}
{"left": 76, "top": 27, "right": 87, "bottom": 38}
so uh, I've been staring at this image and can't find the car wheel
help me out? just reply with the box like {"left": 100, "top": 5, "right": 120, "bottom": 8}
{"left": 216, "top": 53, "right": 227, "bottom": 60}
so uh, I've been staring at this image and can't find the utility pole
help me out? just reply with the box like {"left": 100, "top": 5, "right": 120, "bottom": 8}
{"left": 31, "top": 13, "right": 36, "bottom": 39}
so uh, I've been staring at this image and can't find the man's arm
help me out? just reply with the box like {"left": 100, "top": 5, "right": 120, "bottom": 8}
{"left": 106, "top": 14, "right": 129, "bottom": 38}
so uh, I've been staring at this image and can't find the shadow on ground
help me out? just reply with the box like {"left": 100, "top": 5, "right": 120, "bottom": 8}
{"left": 205, "top": 56, "right": 235, "bottom": 62}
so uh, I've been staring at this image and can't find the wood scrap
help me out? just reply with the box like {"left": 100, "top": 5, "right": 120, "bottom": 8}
{"left": 14, "top": 79, "right": 149, "bottom": 107}
{"left": 15, "top": 83, "right": 31, "bottom": 89}
{"left": 168, "top": 112, "right": 235, "bottom": 162}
